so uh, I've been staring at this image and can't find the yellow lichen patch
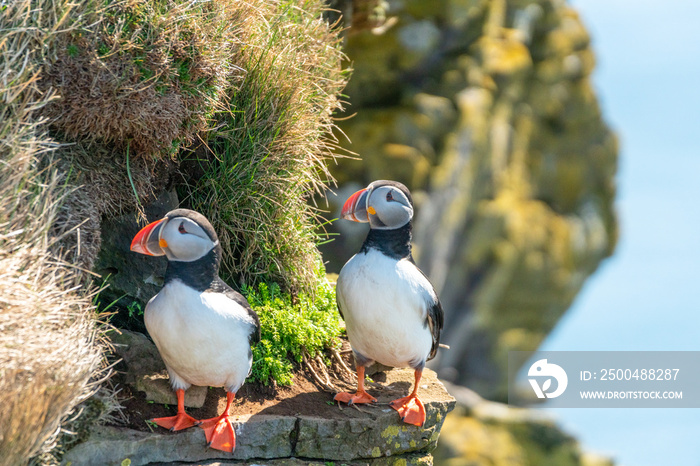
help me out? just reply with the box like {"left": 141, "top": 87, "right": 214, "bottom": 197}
{"left": 393, "top": 459, "right": 407, "bottom": 466}
{"left": 371, "top": 446, "right": 382, "bottom": 458}
{"left": 434, "top": 415, "right": 526, "bottom": 464}
{"left": 477, "top": 33, "right": 532, "bottom": 75}
{"left": 382, "top": 425, "right": 401, "bottom": 438}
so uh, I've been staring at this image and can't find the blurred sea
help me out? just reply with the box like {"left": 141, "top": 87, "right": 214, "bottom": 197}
{"left": 538, "top": 1, "right": 700, "bottom": 465}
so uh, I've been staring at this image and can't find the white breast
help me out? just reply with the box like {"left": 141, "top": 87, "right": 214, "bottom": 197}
{"left": 337, "top": 249, "right": 434, "bottom": 369}
{"left": 144, "top": 280, "right": 255, "bottom": 393}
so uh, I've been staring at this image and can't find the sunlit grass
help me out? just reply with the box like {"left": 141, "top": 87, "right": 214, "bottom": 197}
{"left": 0, "top": 2, "right": 107, "bottom": 463}
{"left": 180, "top": 1, "right": 348, "bottom": 294}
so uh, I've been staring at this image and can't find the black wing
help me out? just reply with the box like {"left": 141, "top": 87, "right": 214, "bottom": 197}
{"left": 408, "top": 256, "right": 444, "bottom": 361}
{"left": 210, "top": 278, "right": 261, "bottom": 345}
{"left": 426, "top": 298, "right": 444, "bottom": 361}
{"left": 336, "top": 293, "right": 345, "bottom": 321}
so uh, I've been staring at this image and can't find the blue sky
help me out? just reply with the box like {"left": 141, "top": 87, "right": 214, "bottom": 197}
{"left": 539, "top": 1, "right": 700, "bottom": 465}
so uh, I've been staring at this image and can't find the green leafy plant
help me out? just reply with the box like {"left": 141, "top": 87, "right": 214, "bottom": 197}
{"left": 66, "top": 43, "right": 79, "bottom": 57}
{"left": 244, "top": 267, "right": 342, "bottom": 386}
{"left": 127, "top": 301, "right": 143, "bottom": 320}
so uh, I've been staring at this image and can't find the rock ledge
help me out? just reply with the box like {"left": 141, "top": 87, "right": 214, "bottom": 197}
{"left": 64, "top": 333, "right": 454, "bottom": 466}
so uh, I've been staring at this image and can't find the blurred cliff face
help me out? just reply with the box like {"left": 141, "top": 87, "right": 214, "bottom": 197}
{"left": 322, "top": 0, "right": 618, "bottom": 399}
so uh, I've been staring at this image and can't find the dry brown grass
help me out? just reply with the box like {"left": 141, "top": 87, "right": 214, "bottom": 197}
{"left": 37, "top": 1, "right": 297, "bottom": 274}
{"left": 50, "top": 142, "right": 172, "bottom": 270}
{"left": 41, "top": 0, "right": 234, "bottom": 158}
{"left": 0, "top": 1, "right": 106, "bottom": 464}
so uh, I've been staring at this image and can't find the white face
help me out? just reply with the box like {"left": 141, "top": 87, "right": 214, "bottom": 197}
{"left": 160, "top": 217, "right": 217, "bottom": 262}
{"left": 367, "top": 185, "right": 414, "bottom": 230}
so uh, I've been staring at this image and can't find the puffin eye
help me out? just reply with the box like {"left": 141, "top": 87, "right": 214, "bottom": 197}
{"left": 386, "top": 191, "right": 393, "bottom": 201}
{"left": 178, "top": 222, "right": 187, "bottom": 234}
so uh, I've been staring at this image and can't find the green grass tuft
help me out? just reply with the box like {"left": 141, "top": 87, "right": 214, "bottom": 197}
{"left": 244, "top": 267, "right": 342, "bottom": 386}
{"left": 180, "top": 0, "right": 348, "bottom": 294}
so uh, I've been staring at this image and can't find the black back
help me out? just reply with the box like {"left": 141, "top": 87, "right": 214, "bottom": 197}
{"left": 208, "top": 278, "right": 261, "bottom": 345}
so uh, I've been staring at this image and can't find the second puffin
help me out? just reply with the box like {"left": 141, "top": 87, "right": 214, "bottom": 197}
{"left": 334, "top": 180, "right": 444, "bottom": 427}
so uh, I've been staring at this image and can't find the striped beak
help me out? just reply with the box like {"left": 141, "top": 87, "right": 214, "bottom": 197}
{"left": 130, "top": 218, "right": 167, "bottom": 256}
{"left": 341, "top": 188, "right": 370, "bottom": 223}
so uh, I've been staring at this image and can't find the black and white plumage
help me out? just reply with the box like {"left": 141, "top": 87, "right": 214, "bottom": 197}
{"left": 334, "top": 180, "right": 444, "bottom": 426}
{"left": 130, "top": 209, "right": 259, "bottom": 452}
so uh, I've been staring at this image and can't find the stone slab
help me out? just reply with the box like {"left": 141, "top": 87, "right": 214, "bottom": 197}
{"left": 63, "top": 414, "right": 296, "bottom": 466}
{"left": 295, "top": 369, "right": 453, "bottom": 461}
{"left": 150, "top": 451, "right": 433, "bottom": 465}
{"left": 135, "top": 373, "right": 208, "bottom": 409}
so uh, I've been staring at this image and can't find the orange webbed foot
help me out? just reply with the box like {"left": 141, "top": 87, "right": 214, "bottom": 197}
{"left": 151, "top": 411, "right": 199, "bottom": 432}
{"left": 199, "top": 414, "right": 236, "bottom": 452}
{"left": 334, "top": 389, "right": 378, "bottom": 405}
{"left": 389, "top": 394, "right": 426, "bottom": 426}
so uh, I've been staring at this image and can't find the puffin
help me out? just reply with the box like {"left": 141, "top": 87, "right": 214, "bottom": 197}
{"left": 130, "top": 208, "right": 260, "bottom": 452}
{"left": 334, "top": 180, "right": 444, "bottom": 427}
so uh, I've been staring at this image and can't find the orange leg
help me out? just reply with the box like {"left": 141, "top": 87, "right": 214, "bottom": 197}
{"left": 198, "top": 391, "right": 237, "bottom": 452}
{"left": 334, "top": 365, "right": 378, "bottom": 404}
{"left": 389, "top": 369, "right": 426, "bottom": 427}
{"left": 151, "top": 388, "right": 199, "bottom": 431}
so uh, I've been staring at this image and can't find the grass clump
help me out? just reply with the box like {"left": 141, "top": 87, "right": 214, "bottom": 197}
{"left": 244, "top": 269, "right": 342, "bottom": 386}
{"left": 181, "top": 0, "right": 349, "bottom": 295}
{"left": 38, "top": 1, "right": 253, "bottom": 269}
{"left": 42, "top": 0, "right": 235, "bottom": 157}
{"left": 0, "top": 2, "right": 106, "bottom": 463}
{"left": 40, "top": 0, "right": 349, "bottom": 297}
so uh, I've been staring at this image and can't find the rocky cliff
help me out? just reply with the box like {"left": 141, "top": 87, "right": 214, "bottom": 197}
{"left": 432, "top": 383, "right": 614, "bottom": 466}
{"left": 323, "top": 0, "right": 618, "bottom": 399}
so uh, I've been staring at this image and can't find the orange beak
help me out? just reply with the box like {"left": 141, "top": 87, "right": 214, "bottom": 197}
{"left": 341, "top": 188, "right": 370, "bottom": 223}
{"left": 130, "top": 218, "right": 167, "bottom": 256}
